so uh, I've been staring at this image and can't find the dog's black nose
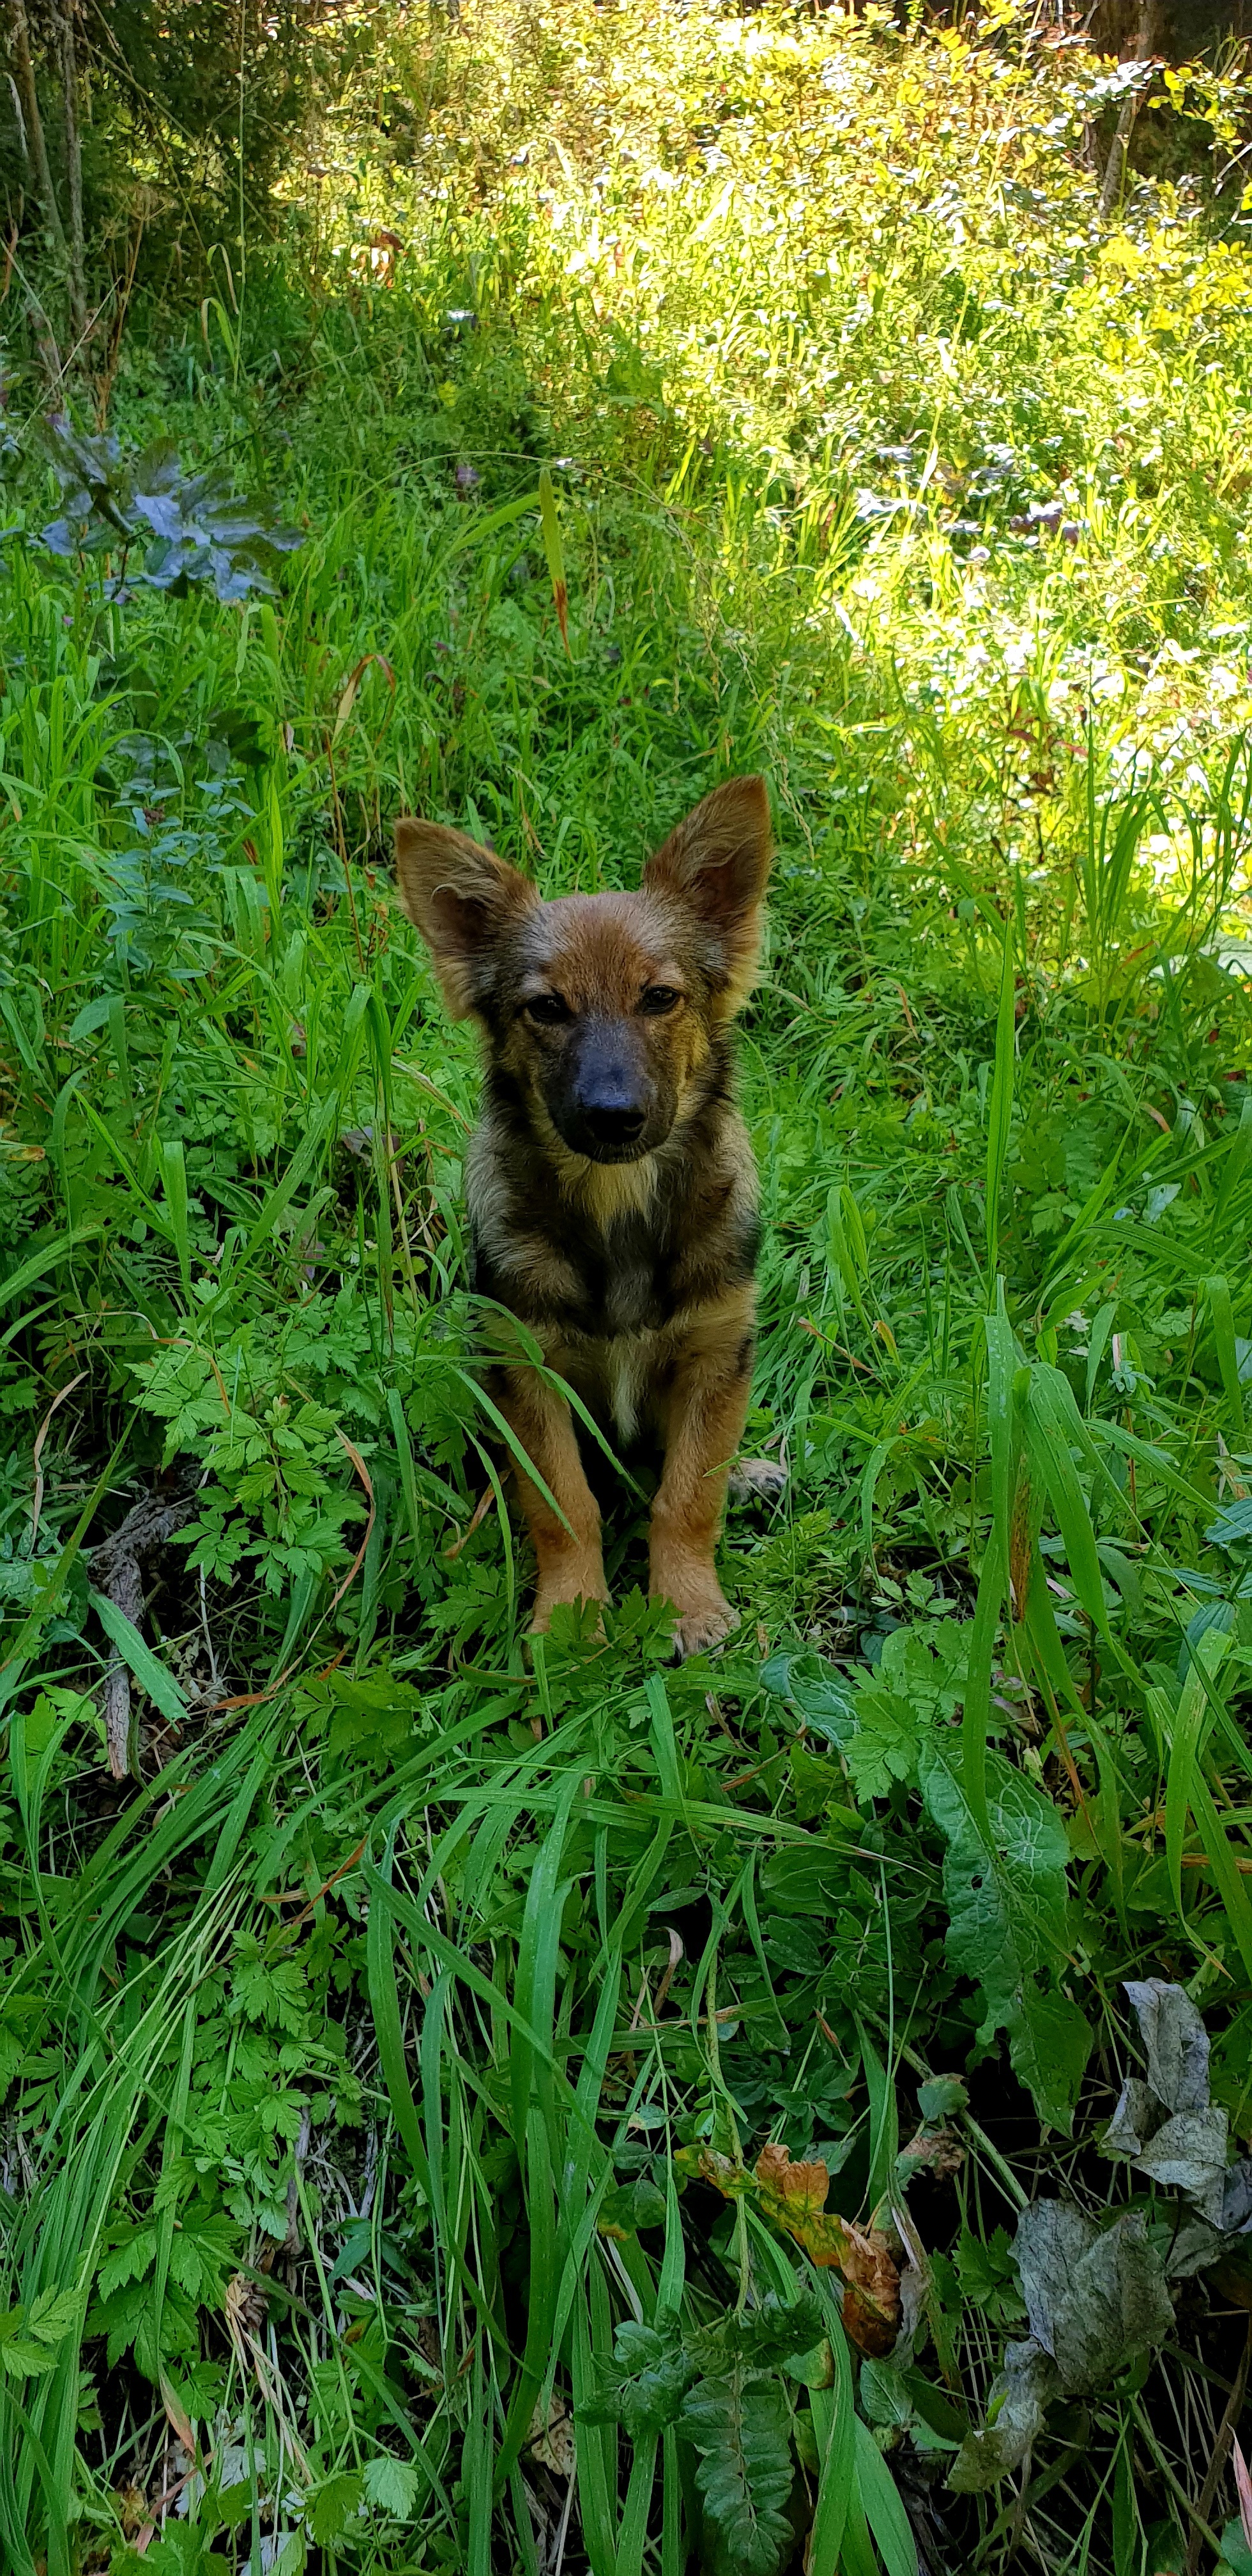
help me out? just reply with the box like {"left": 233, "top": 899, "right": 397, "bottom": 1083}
{"left": 583, "top": 1101, "right": 646, "bottom": 1147}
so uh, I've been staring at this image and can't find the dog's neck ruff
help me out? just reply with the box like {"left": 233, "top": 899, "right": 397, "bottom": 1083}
{"left": 559, "top": 1152, "right": 659, "bottom": 1227}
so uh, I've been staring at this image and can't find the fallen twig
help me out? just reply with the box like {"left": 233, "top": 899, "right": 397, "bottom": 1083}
{"left": 89, "top": 1492, "right": 195, "bottom": 1779}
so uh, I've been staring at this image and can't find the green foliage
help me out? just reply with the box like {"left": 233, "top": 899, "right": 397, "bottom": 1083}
{"left": 586, "top": 2299, "right": 824, "bottom": 2576}
{"left": 682, "top": 2371, "right": 795, "bottom": 2576}
{"left": 921, "top": 1742, "right": 1092, "bottom": 2133}
{"left": 2, "top": 4, "right": 1252, "bottom": 2572}
{"left": 0, "top": 2288, "right": 79, "bottom": 2379}
{"left": 39, "top": 420, "right": 303, "bottom": 604}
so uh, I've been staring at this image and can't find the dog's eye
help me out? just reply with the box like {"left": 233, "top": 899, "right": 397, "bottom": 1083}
{"left": 639, "top": 985, "right": 682, "bottom": 1016}
{"left": 525, "top": 992, "right": 572, "bottom": 1026}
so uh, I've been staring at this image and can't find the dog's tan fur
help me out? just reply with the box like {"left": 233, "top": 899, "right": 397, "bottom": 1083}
{"left": 394, "top": 775, "right": 772, "bottom": 1654}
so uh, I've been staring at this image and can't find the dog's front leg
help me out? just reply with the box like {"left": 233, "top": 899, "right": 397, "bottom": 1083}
{"left": 494, "top": 1367, "right": 608, "bottom": 1633}
{"left": 649, "top": 1310, "right": 754, "bottom": 1658}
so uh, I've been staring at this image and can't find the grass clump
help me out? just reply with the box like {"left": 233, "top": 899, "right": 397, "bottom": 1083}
{"left": 4, "top": 4, "right": 1252, "bottom": 2571}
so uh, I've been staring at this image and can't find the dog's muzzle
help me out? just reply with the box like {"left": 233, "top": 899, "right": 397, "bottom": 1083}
{"left": 554, "top": 1025, "right": 657, "bottom": 1162}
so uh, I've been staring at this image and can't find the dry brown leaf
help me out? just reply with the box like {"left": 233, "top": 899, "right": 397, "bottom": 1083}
{"left": 527, "top": 2394, "right": 574, "bottom": 2478}
{"left": 752, "top": 2142, "right": 901, "bottom": 2357}
{"left": 754, "top": 2140, "right": 830, "bottom": 2219}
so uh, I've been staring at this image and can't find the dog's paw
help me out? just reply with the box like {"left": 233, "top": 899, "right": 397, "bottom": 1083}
{"left": 728, "top": 1455, "right": 788, "bottom": 1507}
{"left": 671, "top": 1596, "right": 740, "bottom": 1659}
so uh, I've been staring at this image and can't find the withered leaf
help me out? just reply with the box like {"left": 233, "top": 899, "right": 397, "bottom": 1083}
{"left": 949, "top": 2338, "right": 1059, "bottom": 2491}
{"left": 1133, "top": 2105, "right": 1229, "bottom": 2223}
{"left": 753, "top": 2143, "right": 900, "bottom": 2357}
{"left": 673, "top": 2143, "right": 751, "bottom": 2196}
{"left": 1124, "top": 1979, "right": 1210, "bottom": 2115}
{"left": 1102, "top": 2076, "right": 1162, "bottom": 2161}
{"left": 1015, "top": 2202, "right": 1172, "bottom": 2396}
{"left": 754, "top": 2142, "right": 830, "bottom": 2221}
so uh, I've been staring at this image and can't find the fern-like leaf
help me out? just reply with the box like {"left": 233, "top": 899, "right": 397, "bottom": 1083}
{"left": 680, "top": 2366, "right": 795, "bottom": 2576}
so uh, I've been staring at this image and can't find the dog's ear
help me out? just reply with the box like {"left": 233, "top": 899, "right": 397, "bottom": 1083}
{"left": 394, "top": 819, "right": 538, "bottom": 1018}
{"left": 643, "top": 775, "right": 772, "bottom": 1013}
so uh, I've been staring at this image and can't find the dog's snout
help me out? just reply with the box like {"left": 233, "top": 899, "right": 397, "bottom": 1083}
{"left": 583, "top": 1096, "right": 646, "bottom": 1147}
{"left": 558, "top": 1025, "right": 655, "bottom": 1161}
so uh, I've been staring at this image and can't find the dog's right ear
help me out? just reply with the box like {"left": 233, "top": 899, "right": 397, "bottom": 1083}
{"left": 393, "top": 820, "right": 538, "bottom": 1018}
{"left": 643, "top": 775, "right": 772, "bottom": 1016}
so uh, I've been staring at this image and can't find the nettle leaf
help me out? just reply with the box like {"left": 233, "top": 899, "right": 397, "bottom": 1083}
{"left": 680, "top": 2368, "right": 795, "bottom": 2576}
{"left": 1006, "top": 1981, "right": 1094, "bottom": 2138}
{"left": 581, "top": 2316, "right": 696, "bottom": 2438}
{"left": 860, "top": 2355, "right": 917, "bottom": 2432}
{"left": 920, "top": 1742, "right": 1090, "bottom": 2131}
{"left": 738, "top": 2293, "right": 825, "bottom": 2370}
{"left": 685, "top": 2297, "right": 827, "bottom": 2384}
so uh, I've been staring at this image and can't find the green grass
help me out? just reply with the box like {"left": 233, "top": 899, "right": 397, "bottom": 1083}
{"left": 5, "top": 3, "right": 1252, "bottom": 2570}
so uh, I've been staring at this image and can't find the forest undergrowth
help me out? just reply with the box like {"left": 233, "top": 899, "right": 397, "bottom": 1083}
{"left": 6, "top": 3, "right": 1252, "bottom": 2570}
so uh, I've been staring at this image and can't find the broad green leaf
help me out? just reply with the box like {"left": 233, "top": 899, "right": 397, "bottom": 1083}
{"left": 920, "top": 1740, "right": 1090, "bottom": 2131}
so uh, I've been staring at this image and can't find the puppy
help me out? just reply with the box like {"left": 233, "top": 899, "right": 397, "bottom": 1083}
{"left": 393, "top": 775, "right": 772, "bottom": 1655}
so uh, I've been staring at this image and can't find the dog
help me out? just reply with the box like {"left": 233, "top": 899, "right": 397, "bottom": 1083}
{"left": 393, "top": 775, "right": 774, "bottom": 1655}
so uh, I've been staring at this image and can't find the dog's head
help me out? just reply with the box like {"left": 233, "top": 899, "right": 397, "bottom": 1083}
{"left": 394, "top": 777, "right": 772, "bottom": 1165}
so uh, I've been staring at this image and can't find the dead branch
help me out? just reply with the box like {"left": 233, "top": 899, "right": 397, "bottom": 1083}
{"left": 90, "top": 1495, "right": 195, "bottom": 1779}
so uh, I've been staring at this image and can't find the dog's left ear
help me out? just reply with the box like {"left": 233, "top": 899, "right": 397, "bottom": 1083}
{"left": 643, "top": 775, "right": 772, "bottom": 1013}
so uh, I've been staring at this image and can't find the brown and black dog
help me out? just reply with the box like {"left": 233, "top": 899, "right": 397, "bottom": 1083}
{"left": 393, "top": 775, "right": 773, "bottom": 1655}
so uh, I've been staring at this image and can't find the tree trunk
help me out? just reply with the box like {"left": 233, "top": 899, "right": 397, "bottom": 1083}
{"left": 54, "top": 0, "right": 86, "bottom": 340}
{"left": 7, "top": 0, "right": 65, "bottom": 250}
{"left": 1099, "top": 0, "right": 1159, "bottom": 218}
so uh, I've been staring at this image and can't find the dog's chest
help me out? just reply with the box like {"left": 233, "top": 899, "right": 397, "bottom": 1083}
{"left": 601, "top": 1241, "right": 667, "bottom": 1337}
{"left": 602, "top": 1333, "right": 652, "bottom": 1444}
